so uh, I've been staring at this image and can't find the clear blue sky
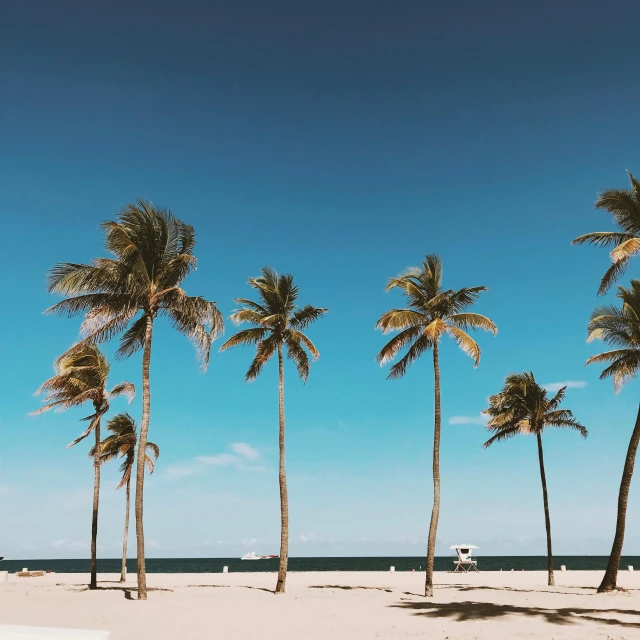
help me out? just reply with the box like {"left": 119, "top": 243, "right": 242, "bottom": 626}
{"left": 1, "top": 0, "right": 640, "bottom": 560}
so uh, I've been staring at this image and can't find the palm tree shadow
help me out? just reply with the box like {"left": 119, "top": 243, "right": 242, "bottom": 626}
{"left": 310, "top": 585, "right": 393, "bottom": 593}
{"left": 390, "top": 600, "right": 640, "bottom": 629}
{"left": 186, "top": 584, "right": 273, "bottom": 593}
{"left": 60, "top": 584, "right": 173, "bottom": 600}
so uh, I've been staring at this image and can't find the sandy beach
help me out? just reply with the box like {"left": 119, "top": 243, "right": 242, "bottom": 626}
{"left": 1, "top": 570, "right": 639, "bottom": 639}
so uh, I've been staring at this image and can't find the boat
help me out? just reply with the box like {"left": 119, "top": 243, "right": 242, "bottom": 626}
{"left": 240, "top": 552, "right": 279, "bottom": 560}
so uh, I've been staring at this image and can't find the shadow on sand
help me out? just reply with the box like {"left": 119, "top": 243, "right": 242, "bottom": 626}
{"left": 310, "top": 585, "right": 393, "bottom": 593}
{"left": 59, "top": 583, "right": 173, "bottom": 600}
{"left": 390, "top": 600, "right": 640, "bottom": 629}
{"left": 186, "top": 584, "right": 273, "bottom": 593}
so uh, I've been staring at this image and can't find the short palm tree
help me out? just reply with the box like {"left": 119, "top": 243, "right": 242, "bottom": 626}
{"left": 45, "top": 200, "right": 223, "bottom": 599}
{"left": 220, "top": 267, "right": 327, "bottom": 594}
{"left": 586, "top": 280, "right": 640, "bottom": 592}
{"left": 375, "top": 254, "right": 497, "bottom": 597}
{"left": 90, "top": 413, "right": 159, "bottom": 583}
{"left": 573, "top": 171, "right": 640, "bottom": 295}
{"left": 483, "top": 372, "right": 587, "bottom": 586}
{"left": 33, "top": 344, "right": 134, "bottom": 590}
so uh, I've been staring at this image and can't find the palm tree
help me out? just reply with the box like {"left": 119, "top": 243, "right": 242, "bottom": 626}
{"left": 45, "top": 200, "right": 224, "bottom": 599}
{"left": 586, "top": 280, "right": 640, "bottom": 592}
{"left": 573, "top": 171, "right": 640, "bottom": 295}
{"left": 90, "top": 413, "right": 159, "bottom": 583}
{"left": 375, "top": 254, "right": 497, "bottom": 597}
{"left": 220, "top": 267, "right": 327, "bottom": 594}
{"left": 482, "top": 372, "right": 587, "bottom": 586}
{"left": 33, "top": 344, "right": 134, "bottom": 590}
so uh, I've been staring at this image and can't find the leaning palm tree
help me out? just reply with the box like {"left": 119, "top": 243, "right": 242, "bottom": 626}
{"left": 573, "top": 171, "right": 640, "bottom": 295}
{"left": 375, "top": 254, "right": 497, "bottom": 597}
{"left": 220, "top": 267, "right": 327, "bottom": 594}
{"left": 483, "top": 372, "right": 587, "bottom": 586}
{"left": 33, "top": 344, "right": 134, "bottom": 590}
{"left": 586, "top": 280, "right": 640, "bottom": 592}
{"left": 90, "top": 413, "right": 159, "bottom": 583}
{"left": 45, "top": 200, "right": 223, "bottom": 599}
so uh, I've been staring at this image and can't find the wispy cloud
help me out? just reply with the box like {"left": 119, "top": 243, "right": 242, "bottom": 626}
{"left": 543, "top": 380, "right": 588, "bottom": 392}
{"left": 166, "top": 442, "right": 267, "bottom": 479}
{"left": 230, "top": 442, "right": 260, "bottom": 460}
{"left": 195, "top": 453, "right": 238, "bottom": 466}
{"left": 299, "top": 533, "right": 317, "bottom": 543}
{"left": 449, "top": 414, "right": 488, "bottom": 426}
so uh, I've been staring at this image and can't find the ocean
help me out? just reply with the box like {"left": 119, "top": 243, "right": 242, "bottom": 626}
{"left": 1, "top": 556, "right": 638, "bottom": 574}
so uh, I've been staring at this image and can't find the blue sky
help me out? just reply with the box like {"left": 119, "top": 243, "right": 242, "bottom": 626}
{"left": 1, "top": 0, "right": 640, "bottom": 559}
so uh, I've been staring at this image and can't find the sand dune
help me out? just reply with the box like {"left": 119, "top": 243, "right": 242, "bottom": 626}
{"left": 1, "top": 570, "right": 639, "bottom": 639}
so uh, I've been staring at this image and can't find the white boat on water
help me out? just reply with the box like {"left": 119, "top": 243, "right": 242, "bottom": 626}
{"left": 241, "top": 552, "right": 278, "bottom": 560}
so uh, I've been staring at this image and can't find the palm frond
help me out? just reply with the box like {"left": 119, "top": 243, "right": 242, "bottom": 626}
{"left": 448, "top": 313, "right": 498, "bottom": 335}
{"left": 219, "top": 328, "right": 268, "bottom": 351}
{"left": 388, "top": 335, "right": 432, "bottom": 379}
{"left": 109, "top": 382, "right": 135, "bottom": 403}
{"left": 375, "top": 309, "right": 424, "bottom": 333}
{"left": 572, "top": 232, "right": 633, "bottom": 248}
{"left": 376, "top": 326, "right": 422, "bottom": 366}
{"left": 245, "top": 335, "right": 278, "bottom": 381}
{"left": 446, "top": 326, "right": 481, "bottom": 366}
{"left": 290, "top": 305, "right": 327, "bottom": 330}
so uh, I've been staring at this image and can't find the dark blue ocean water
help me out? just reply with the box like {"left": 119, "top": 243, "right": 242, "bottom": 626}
{"left": 1, "top": 556, "right": 637, "bottom": 573}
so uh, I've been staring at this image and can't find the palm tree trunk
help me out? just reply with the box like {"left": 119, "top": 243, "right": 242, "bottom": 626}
{"left": 598, "top": 403, "right": 640, "bottom": 592}
{"left": 90, "top": 416, "right": 101, "bottom": 590}
{"left": 135, "top": 317, "right": 153, "bottom": 600}
{"left": 121, "top": 477, "right": 131, "bottom": 583}
{"left": 536, "top": 432, "right": 555, "bottom": 586}
{"left": 275, "top": 344, "right": 289, "bottom": 594}
{"left": 425, "top": 343, "right": 441, "bottom": 597}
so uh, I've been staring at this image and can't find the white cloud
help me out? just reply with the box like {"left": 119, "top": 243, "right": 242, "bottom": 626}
{"left": 230, "top": 442, "right": 260, "bottom": 460}
{"left": 299, "top": 533, "right": 316, "bottom": 543}
{"left": 543, "top": 380, "right": 588, "bottom": 392}
{"left": 196, "top": 453, "right": 237, "bottom": 466}
{"left": 146, "top": 539, "right": 162, "bottom": 549}
{"left": 449, "top": 414, "right": 488, "bottom": 426}
{"left": 167, "top": 443, "right": 267, "bottom": 479}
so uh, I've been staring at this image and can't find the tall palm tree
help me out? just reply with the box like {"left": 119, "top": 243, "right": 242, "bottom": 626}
{"left": 586, "top": 280, "right": 640, "bottom": 592}
{"left": 90, "top": 413, "right": 159, "bottom": 583}
{"left": 482, "top": 372, "right": 587, "bottom": 586}
{"left": 573, "top": 171, "right": 640, "bottom": 295}
{"left": 375, "top": 254, "right": 497, "bottom": 597}
{"left": 33, "top": 344, "right": 134, "bottom": 590}
{"left": 45, "top": 200, "right": 223, "bottom": 599}
{"left": 220, "top": 267, "right": 327, "bottom": 594}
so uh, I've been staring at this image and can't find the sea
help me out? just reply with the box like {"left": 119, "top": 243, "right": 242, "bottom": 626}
{"left": 2, "top": 556, "right": 638, "bottom": 574}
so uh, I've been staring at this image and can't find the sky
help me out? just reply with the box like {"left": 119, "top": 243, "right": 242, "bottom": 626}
{"left": 1, "top": 0, "right": 640, "bottom": 560}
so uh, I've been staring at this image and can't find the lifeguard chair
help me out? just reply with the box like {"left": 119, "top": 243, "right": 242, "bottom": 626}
{"left": 451, "top": 544, "right": 479, "bottom": 572}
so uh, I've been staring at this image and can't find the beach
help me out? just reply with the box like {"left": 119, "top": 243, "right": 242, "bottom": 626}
{"left": 1, "top": 570, "right": 639, "bottom": 639}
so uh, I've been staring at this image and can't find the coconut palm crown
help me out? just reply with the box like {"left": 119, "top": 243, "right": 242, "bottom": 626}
{"left": 220, "top": 267, "right": 327, "bottom": 381}
{"left": 90, "top": 413, "right": 159, "bottom": 488}
{"left": 586, "top": 280, "right": 640, "bottom": 392}
{"left": 483, "top": 372, "right": 588, "bottom": 446}
{"left": 375, "top": 255, "right": 497, "bottom": 376}
{"left": 45, "top": 199, "right": 224, "bottom": 366}
{"left": 573, "top": 171, "right": 640, "bottom": 295}
{"left": 33, "top": 343, "right": 134, "bottom": 446}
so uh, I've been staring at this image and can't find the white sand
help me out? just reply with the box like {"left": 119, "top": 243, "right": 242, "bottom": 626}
{"left": 1, "top": 570, "right": 639, "bottom": 639}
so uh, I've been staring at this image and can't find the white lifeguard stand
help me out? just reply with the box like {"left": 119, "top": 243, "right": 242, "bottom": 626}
{"left": 451, "top": 544, "right": 479, "bottom": 572}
